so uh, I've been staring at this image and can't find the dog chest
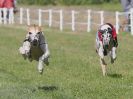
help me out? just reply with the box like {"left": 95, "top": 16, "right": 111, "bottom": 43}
{"left": 30, "top": 47, "right": 44, "bottom": 61}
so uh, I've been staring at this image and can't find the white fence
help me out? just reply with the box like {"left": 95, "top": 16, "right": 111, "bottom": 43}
{"left": 1, "top": 7, "right": 133, "bottom": 35}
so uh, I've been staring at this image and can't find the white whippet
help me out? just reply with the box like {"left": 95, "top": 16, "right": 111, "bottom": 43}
{"left": 19, "top": 25, "right": 50, "bottom": 74}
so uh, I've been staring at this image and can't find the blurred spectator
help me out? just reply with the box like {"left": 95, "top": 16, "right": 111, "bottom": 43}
{"left": 0, "top": 0, "right": 5, "bottom": 18}
{"left": 4, "top": 0, "right": 14, "bottom": 8}
{"left": 0, "top": 0, "right": 17, "bottom": 23}
{"left": 3, "top": 0, "right": 15, "bottom": 19}
{"left": 0, "top": 0, "right": 5, "bottom": 8}
{"left": 120, "top": 0, "right": 133, "bottom": 32}
{"left": 121, "top": 0, "right": 133, "bottom": 12}
{"left": 13, "top": 0, "right": 17, "bottom": 13}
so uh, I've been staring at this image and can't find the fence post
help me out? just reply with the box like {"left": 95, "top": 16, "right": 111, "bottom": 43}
{"left": 87, "top": 10, "right": 91, "bottom": 32}
{"left": 0, "top": 8, "right": 2, "bottom": 24}
{"left": 38, "top": 9, "right": 42, "bottom": 26}
{"left": 60, "top": 10, "right": 63, "bottom": 31}
{"left": 72, "top": 10, "right": 75, "bottom": 31}
{"left": 100, "top": 11, "right": 104, "bottom": 25}
{"left": 20, "top": 8, "right": 23, "bottom": 24}
{"left": 26, "top": 9, "right": 30, "bottom": 25}
{"left": 49, "top": 9, "right": 52, "bottom": 27}
{"left": 115, "top": 11, "right": 119, "bottom": 34}
{"left": 8, "top": 8, "right": 14, "bottom": 24}
{"left": 130, "top": 8, "right": 133, "bottom": 35}
{"left": 3, "top": 8, "right": 7, "bottom": 24}
{"left": 11, "top": 8, "right": 14, "bottom": 24}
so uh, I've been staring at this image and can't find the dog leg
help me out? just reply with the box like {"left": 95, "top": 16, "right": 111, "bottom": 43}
{"left": 111, "top": 47, "right": 116, "bottom": 63}
{"left": 112, "top": 47, "right": 116, "bottom": 59}
{"left": 38, "top": 57, "right": 44, "bottom": 74}
{"left": 100, "top": 58, "right": 107, "bottom": 76}
{"left": 109, "top": 51, "right": 114, "bottom": 64}
{"left": 37, "top": 43, "right": 50, "bottom": 74}
{"left": 19, "top": 41, "right": 31, "bottom": 59}
{"left": 98, "top": 42, "right": 104, "bottom": 58}
{"left": 98, "top": 44, "right": 107, "bottom": 76}
{"left": 40, "top": 44, "right": 50, "bottom": 65}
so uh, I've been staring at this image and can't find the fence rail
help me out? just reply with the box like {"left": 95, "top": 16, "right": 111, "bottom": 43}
{"left": 1, "top": 7, "right": 133, "bottom": 35}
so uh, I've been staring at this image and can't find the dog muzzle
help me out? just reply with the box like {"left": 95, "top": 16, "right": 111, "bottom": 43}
{"left": 32, "top": 39, "right": 39, "bottom": 46}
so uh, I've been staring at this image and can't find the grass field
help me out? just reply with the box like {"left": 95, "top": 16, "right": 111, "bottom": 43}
{"left": 19, "top": 2, "right": 122, "bottom": 12}
{"left": 0, "top": 25, "right": 133, "bottom": 99}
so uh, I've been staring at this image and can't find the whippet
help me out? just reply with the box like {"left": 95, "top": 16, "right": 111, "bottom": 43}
{"left": 19, "top": 25, "right": 50, "bottom": 74}
{"left": 96, "top": 23, "right": 118, "bottom": 76}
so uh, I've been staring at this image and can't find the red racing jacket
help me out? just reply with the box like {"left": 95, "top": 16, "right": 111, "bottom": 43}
{"left": 0, "top": 0, "right": 5, "bottom": 8}
{"left": 3, "top": 0, "right": 14, "bottom": 8}
{"left": 98, "top": 23, "right": 118, "bottom": 47}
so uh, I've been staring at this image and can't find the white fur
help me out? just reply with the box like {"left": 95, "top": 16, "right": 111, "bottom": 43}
{"left": 19, "top": 32, "right": 50, "bottom": 74}
{"left": 96, "top": 33, "right": 117, "bottom": 76}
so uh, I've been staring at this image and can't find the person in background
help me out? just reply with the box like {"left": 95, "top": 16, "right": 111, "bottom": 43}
{"left": 0, "top": 0, "right": 5, "bottom": 18}
{"left": 13, "top": 0, "right": 17, "bottom": 13}
{"left": 0, "top": 0, "right": 4, "bottom": 8}
{"left": 120, "top": 0, "right": 133, "bottom": 32}
{"left": 121, "top": 0, "right": 133, "bottom": 12}
{"left": 3, "top": 0, "right": 15, "bottom": 22}
{"left": 0, "top": 0, "right": 17, "bottom": 23}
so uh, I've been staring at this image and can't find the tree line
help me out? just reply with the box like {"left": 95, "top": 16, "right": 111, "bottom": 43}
{"left": 17, "top": 0, "right": 120, "bottom": 5}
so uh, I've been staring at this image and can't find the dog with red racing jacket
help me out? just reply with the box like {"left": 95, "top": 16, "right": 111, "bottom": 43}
{"left": 96, "top": 23, "right": 118, "bottom": 76}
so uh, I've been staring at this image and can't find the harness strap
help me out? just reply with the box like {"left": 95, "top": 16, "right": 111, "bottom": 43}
{"left": 23, "top": 38, "right": 30, "bottom": 42}
{"left": 39, "top": 42, "right": 46, "bottom": 45}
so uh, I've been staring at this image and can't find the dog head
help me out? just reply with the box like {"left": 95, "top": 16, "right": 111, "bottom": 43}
{"left": 99, "top": 24, "right": 112, "bottom": 47}
{"left": 26, "top": 25, "right": 42, "bottom": 46}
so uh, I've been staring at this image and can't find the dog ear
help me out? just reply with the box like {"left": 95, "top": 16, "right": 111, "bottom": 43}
{"left": 38, "top": 26, "right": 42, "bottom": 31}
{"left": 108, "top": 28, "right": 112, "bottom": 34}
{"left": 27, "top": 25, "right": 31, "bottom": 31}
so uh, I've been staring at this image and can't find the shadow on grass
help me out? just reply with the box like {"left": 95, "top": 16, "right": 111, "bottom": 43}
{"left": 38, "top": 86, "right": 58, "bottom": 91}
{"left": 107, "top": 73, "right": 123, "bottom": 78}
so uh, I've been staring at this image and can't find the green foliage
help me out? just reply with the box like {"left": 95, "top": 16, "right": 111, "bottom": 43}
{"left": 17, "top": 0, "right": 120, "bottom": 5}
{"left": 17, "top": 0, "right": 55, "bottom": 5}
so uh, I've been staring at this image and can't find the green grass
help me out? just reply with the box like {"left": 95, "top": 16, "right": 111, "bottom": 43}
{"left": 0, "top": 25, "right": 133, "bottom": 99}
{"left": 18, "top": 2, "right": 122, "bottom": 11}
{"left": 19, "top": 2, "right": 122, "bottom": 12}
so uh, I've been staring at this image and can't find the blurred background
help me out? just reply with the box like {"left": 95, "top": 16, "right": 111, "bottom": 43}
{"left": 17, "top": 0, "right": 120, "bottom": 6}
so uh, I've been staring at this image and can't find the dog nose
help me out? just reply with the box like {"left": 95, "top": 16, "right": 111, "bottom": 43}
{"left": 33, "top": 39, "right": 38, "bottom": 46}
{"left": 33, "top": 39, "right": 37, "bottom": 42}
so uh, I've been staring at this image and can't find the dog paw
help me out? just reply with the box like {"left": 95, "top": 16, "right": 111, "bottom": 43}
{"left": 111, "top": 59, "right": 114, "bottom": 64}
{"left": 19, "top": 47, "right": 25, "bottom": 54}
{"left": 39, "top": 69, "right": 43, "bottom": 75}
{"left": 45, "top": 61, "right": 49, "bottom": 66}
{"left": 111, "top": 57, "right": 116, "bottom": 64}
{"left": 44, "top": 58, "right": 49, "bottom": 66}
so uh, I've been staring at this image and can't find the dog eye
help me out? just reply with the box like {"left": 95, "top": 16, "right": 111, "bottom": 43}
{"left": 108, "top": 28, "right": 112, "bottom": 33}
{"left": 29, "top": 32, "right": 32, "bottom": 35}
{"left": 37, "top": 32, "right": 41, "bottom": 34}
{"left": 109, "top": 34, "right": 112, "bottom": 38}
{"left": 99, "top": 30, "right": 104, "bottom": 34}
